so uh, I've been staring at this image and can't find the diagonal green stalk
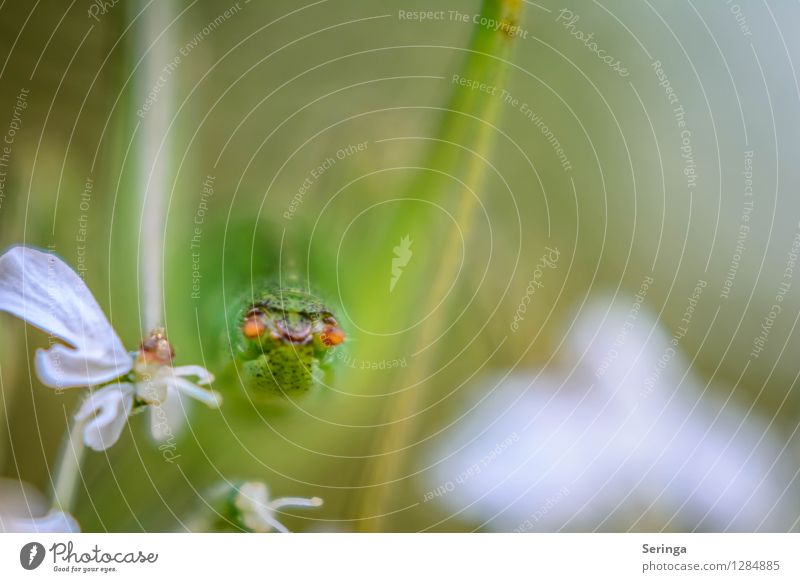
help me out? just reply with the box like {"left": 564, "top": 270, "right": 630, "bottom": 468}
{"left": 348, "top": 0, "right": 523, "bottom": 531}
{"left": 375, "top": 0, "right": 522, "bottom": 248}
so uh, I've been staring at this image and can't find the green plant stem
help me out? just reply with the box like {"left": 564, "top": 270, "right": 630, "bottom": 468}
{"left": 350, "top": 0, "right": 523, "bottom": 531}
{"left": 51, "top": 415, "right": 87, "bottom": 514}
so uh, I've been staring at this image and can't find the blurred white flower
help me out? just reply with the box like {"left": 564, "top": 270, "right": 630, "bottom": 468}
{"left": 427, "top": 296, "right": 799, "bottom": 532}
{"left": 233, "top": 482, "right": 323, "bottom": 533}
{"left": 0, "top": 245, "right": 221, "bottom": 451}
{"left": 0, "top": 479, "right": 79, "bottom": 533}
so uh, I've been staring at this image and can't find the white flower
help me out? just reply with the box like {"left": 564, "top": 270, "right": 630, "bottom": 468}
{"left": 0, "top": 245, "right": 221, "bottom": 451}
{"left": 233, "top": 482, "right": 322, "bottom": 533}
{"left": 427, "top": 296, "right": 800, "bottom": 532}
{"left": 0, "top": 245, "right": 131, "bottom": 387}
{"left": 74, "top": 383, "right": 134, "bottom": 452}
{"left": 0, "top": 479, "right": 79, "bottom": 533}
{"left": 135, "top": 360, "right": 222, "bottom": 443}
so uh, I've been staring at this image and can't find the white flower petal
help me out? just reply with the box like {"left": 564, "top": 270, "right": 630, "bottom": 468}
{"left": 565, "top": 295, "right": 681, "bottom": 403}
{"left": 149, "top": 386, "right": 186, "bottom": 442}
{"left": 0, "top": 478, "right": 48, "bottom": 516}
{"left": 235, "top": 483, "right": 289, "bottom": 533}
{"left": 75, "top": 383, "right": 135, "bottom": 451}
{"left": 0, "top": 479, "right": 80, "bottom": 532}
{"left": 237, "top": 483, "right": 323, "bottom": 533}
{"left": 169, "top": 376, "right": 222, "bottom": 408}
{"left": 142, "top": 366, "right": 218, "bottom": 442}
{"left": 35, "top": 343, "right": 131, "bottom": 390}
{"left": 269, "top": 496, "right": 324, "bottom": 510}
{"left": 0, "top": 510, "right": 80, "bottom": 533}
{"left": 0, "top": 246, "right": 131, "bottom": 388}
{"left": 172, "top": 364, "right": 214, "bottom": 385}
{"left": 134, "top": 373, "right": 168, "bottom": 405}
{"left": 194, "top": 481, "right": 322, "bottom": 533}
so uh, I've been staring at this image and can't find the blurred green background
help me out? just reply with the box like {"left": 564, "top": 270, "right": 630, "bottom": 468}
{"left": 1, "top": 0, "right": 799, "bottom": 531}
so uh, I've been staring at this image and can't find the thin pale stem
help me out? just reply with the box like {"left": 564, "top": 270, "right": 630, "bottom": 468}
{"left": 135, "top": 1, "right": 174, "bottom": 331}
{"left": 50, "top": 414, "right": 87, "bottom": 514}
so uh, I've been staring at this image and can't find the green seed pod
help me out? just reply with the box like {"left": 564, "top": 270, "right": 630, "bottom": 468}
{"left": 229, "top": 285, "right": 345, "bottom": 397}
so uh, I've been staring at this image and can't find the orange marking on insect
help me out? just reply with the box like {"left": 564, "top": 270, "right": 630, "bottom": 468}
{"left": 243, "top": 313, "right": 267, "bottom": 339}
{"left": 320, "top": 326, "right": 345, "bottom": 347}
